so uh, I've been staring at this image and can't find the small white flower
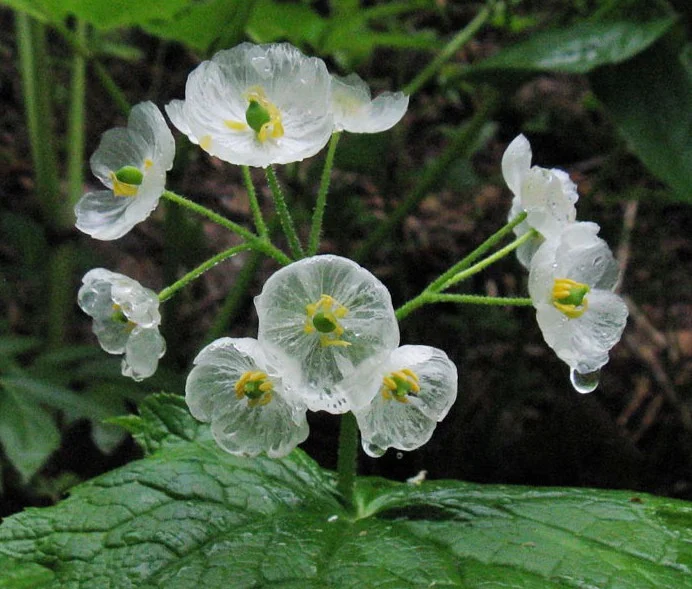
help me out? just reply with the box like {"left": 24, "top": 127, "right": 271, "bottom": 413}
{"left": 528, "top": 222, "right": 628, "bottom": 390}
{"left": 330, "top": 73, "right": 408, "bottom": 133}
{"left": 341, "top": 345, "right": 457, "bottom": 457}
{"left": 78, "top": 269, "right": 165, "bottom": 381}
{"left": 502, "top": 134, "right": 579, "bottom": 268}
{"left": 255, "top": 255, "right": 399, "bottom": 413}
{"left": 75, "top": 102, "right": 175, "bottom": 240}
{"left": 166, "top": 43, "right": 333, "bottom": 167}
{"left": 185, "top": 338, "right": 309, "bottom": 458}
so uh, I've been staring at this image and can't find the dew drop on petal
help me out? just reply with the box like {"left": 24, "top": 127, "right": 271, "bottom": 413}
{"left": 570, "top": 368, "right": 600, "bottom": 394}
{"left": 364, "top": 442, "right": 386, "bottom": 458}
{"left": 396, "top": 452, "right": 403, "bottom": 460}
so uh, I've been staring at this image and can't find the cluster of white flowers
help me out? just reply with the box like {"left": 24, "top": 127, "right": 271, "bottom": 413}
{"left": 503, "top": 135, "right": 628, "bottom": 392}
{"left": 75, "top": 42, "right": 409, "bottom": 384}
{"left": 185, "top": 255, "right": 458, "bottom": 458}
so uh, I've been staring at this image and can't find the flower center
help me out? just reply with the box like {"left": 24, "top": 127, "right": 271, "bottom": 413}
{"left": 552, "top": 278, "right": 590, "bottom": 319}
{"left": 111, "top": 304, "right": 136, "bottom": 332}
{"left": 381, "top": 368, "right": 420, "bottom": 403}
{"left": 234, "top": 370, "right": 274, "bottom": 408}
{"left": 224, "top": 86, "right": 284, "bottom": 143}
{"left": 304, "top": 294, "right": 351, "bottom": 348}
{"left": 109, "top": 160, "right": 153, "bottom": 197}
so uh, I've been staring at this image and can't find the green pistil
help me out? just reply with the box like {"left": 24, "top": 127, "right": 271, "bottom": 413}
{"left": 242, "top": 380, "right": 265, "bottom": 400}
{"left": 245, "top": 100, "right": 272, "bottom": 134}
{"left": 312, "top": 312, "right": 337, "bottom": 333}
{"left": 114, "top": 165, "right": 144, "bottom": 186}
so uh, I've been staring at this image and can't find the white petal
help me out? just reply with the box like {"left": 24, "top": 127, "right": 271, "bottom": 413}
{"left": 185, "top": 337, "right": 308, "bottom": 457}
{"left": 75, "top": 190, "right": 133, "bottom": 241}
{"left": 165, "top": 99, "right": 195, "bottom": 140}
{"left": 255, "top": 255, "right": 399, "bottom": 413}
{"left": 331, "top": 73, "right": 408, "bottom": 133}
{"left": 501, "top": 134, "right": 531, "bottom": 197}
{"left": 90, "top": 128, "right": 150, "bottom": 188}
{"left": 122, "top": 326, "right": 165, "bottom": 381}
{"left": 128, "top": 101, "right": 175, "bottom": 170}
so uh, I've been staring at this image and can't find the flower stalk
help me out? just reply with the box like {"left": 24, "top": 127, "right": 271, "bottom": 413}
{"left": 265, "top": 165, "right": 305, "bottom": 259}
{"left": 308, "top": 132, "right": 341, "bottom": 255}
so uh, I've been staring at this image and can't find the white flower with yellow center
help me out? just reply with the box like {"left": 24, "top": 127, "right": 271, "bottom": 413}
{"left": 338, "top": 345, "right": 457, "bottom": 457}
{"left": 529, "top": 222, "right": 628, "bottom": 392}
{"left": 185, "top": 338, "right": 309, "bottom": 458}
{"left": 502, "top": 134, "right": 579, "bottom": 268}
{"left": 330, "top": 73, "right": 409, "bottom": 133}
{"left": 255, "top": 255, "right": 399, "bottom": 413}
{"left": 165, "top": 42, "right": 333, "bottom": 167}
{"left": 78, "top": 269, "right": 165, "bottom": 381}
{"left": 75, "top": 102, "right": 175, "bottom": 240}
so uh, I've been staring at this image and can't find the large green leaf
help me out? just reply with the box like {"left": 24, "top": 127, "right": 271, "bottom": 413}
{"left": 590, "top": 34, "right": 692, "bottom": 202}
{"left": 0, "top": 554, "right": 53, "bottom": 588}
{"left": 1, "top": 394, "right": 691, "bottom": 588}
{"left": 465, "top": 17, "right": 676, "bottom": 74}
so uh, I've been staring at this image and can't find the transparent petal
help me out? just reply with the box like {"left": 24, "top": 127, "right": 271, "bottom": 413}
{"left": 331, "top": 73, "right": 408, "bottom": 133}
{"left": 522, "top": 167, "right": 577, "bottom": 239}
{"left": 122, "top": 326, "right": 165, "bottom": 381}
{"left": 110, "top": 277, "right": 160, "bottom": 328}
{"left": 90, "top": 128, "right": 150, "bottom": 187}
{"left": 185, "top": 337, "right": 308, "bottom": 457}
{"left": 165, "top": 99, "right": 194, "bottom": 139}
{"left": 128, "top": 101, "right": 175, "bottom": 170}
{"left": 78, "top": 268, "right": 119, "bottom": 319}
{"left": 74, "top": 190, "right": 134, "bottom": 241}
{"left": 255, "top": 255, "right": 399, "bottom": 413}
{"left": 501, "top": 134, "right": 531, "bottom": 197}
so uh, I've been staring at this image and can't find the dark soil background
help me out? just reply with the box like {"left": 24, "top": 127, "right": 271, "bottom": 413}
{"left": 1, "top": 4, "right": 691, "bottom": 518}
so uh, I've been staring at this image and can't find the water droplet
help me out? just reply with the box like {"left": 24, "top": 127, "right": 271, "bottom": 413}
{"left": 396, "top": 452, "right": 403, "bottom": 460}
{"left": 327, "top": 514, "right": 339, "bottom": 523}
{"left": 364, "top": 442, "right": 386, "bottom": 457}
{"left": 570, "top": 368, "right": 600, "bottom": 394}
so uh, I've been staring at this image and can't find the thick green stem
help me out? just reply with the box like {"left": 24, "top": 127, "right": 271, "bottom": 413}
{"left": 308, "top": 132, "right": 341, "bottom": 256}
{"left": 67, "top": 19, "right": 87, "bottom": 208}
{"left": 242, "top": 166, "right": 267, "bottom": 238}
{"left": 161, "top": 190, "right": 291, "bottom": 265}
{"left": 47, "top": 244, "right": 74, "bottom": 348}
{"left": 440, "top": 229, "right": 537, "bottom": 291}
{"left": 265, "top": 166, "right": 304, "bottom": 259}
{"left": 428, "top": 212, "right": 528, "bottom": 293}
{"left": 354, "top": 99, "right": 493, "bottom": 262}
{"left": 403, "top": 2, "right": 493, "bottom": 96}
{"left": 158, "top": 244, "right": 252, "bottom": 303}
{"left": 337, "top": 412, "right": 359, "bottom": 508}
{"left": 16, "top": 14, "right": 63, "bottom": 228}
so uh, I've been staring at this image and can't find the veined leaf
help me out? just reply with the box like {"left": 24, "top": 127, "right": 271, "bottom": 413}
{"left": 0, "top": 394, "right": 690, "bottom": 588}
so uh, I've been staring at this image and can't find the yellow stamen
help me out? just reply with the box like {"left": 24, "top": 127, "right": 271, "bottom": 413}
{"left": 380, "top": 368, "right": 421, "bottom": 403}
{"left": 109, "top": 171, "right": 139, "bottom": 197}
{"left": 552, "top": 278, "right": 590, "bottom": 319}
{"left": 304, "top": 294, "right": 351, "bottom": 348}
{"left": 144, "top": 158, "right": 153, "bottom": 169}
{"left": 244, "top": 86, "right": 284, "bottom": 143}
{"left": 224, "top": 120, "right": 248, "bottom": 131}
{"left": 199, "top": 135, "right": 212, "bottom": 151}
{"left": 235, "top": 370, "right": 273, "bottom": 408}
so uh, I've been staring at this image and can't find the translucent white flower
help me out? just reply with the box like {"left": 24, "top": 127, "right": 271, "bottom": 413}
{"left": 330, "top": 73, "right": 408, "bottom": 133}
{"left": 528, "top": 222, "right": 628, "bottom": 391}
{"left": 75, "top": 102, "right": 175, "bottom": 240}
{"left": 78, "top": 268, "right": 165, "bottom": 381}
{"left": 166, "top": 42, "right": 333, "bottom": 167}
{"left": 185, "top": 338, "right": 309, "bottom": 458}
{"left": 340, "top": 345, "right": 457, "bottom": 457}
{"left": 503, "top": 134, "right": 579, "bottom": 268}
{"left": 255, "top": 255, "right": 399, "bottom": 413}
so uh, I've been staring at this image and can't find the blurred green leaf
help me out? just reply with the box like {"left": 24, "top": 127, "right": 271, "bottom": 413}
{"left": 466, "top": 17, "right": 676, "bottom": 74}
{"left": 0, "top": 383, "right": 60, "bottom": 483}
{"left": 0, "top": 0, "right": 194, "bottom": 29}
{"left": 591, "top": 34, "right": 692, "bottom": 201}
{"left": 0, "top": 336, "right": 42, "bottom": 359}
{"left": 246, "top": 0, "right": 326, "bottom": 48}
{"left": 1, "top": 394, "right": 691, "bottom": 588}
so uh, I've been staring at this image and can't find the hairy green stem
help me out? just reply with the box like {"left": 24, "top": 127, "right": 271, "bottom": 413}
{"left": 440, "top": 229, "right": 537, "bottom": 291}
{"left": 396, "top": 293, "right": 532, "bottom": 322}
{"left": 403, "top": 2, "right": 493, "bottom": 96}
{"left": 428, "top": 212, "right": 528, "bottom": 293}
{"left": 242, "top": 166, "right": 267, "bottom": 238}
{"left": 158, "top": 244, "right": 252, "bottom": 303}
{"left": 161, "top": 190, "right": 291, "bottom": 265}
{"left": 354, "top": 99, "right": 493, "bottom": 262}
{"left": 67, "top": 19, "right": 87, "bottom": 208}
{"left": 337, "top": 412, "right": 359, "bottom": 508}
{"left": 308, "top": 132, "right": 341, "bottom": 256}
{"left": 265, "top": 165, "right": 304, "bottom": 259}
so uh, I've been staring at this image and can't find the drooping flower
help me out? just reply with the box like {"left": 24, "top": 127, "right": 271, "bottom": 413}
{"left": 166, "top": 43, "right": 333, "bottom": 167}
{"left": 502, "top": 134, "right": 579, "bottom": 268}
{"left": 528, "top": 222, "right": 628, "bottom": 392}
{"left": 75, "top": 102, "right": 175, "bottom": 240}
{"left": 185, "top": 338, "right": 309, "bottom": 458}
{"left": 78, "top": 268, "right": 165, "bottom": 381}
{"left": 255, "top": 255, "right": 399, "bottom": 413}
{"left": 330, "top": 73, "right": 409, "bottom": 133}
{"left": 338, "top": 345, "right": 457, "bottom": 457}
